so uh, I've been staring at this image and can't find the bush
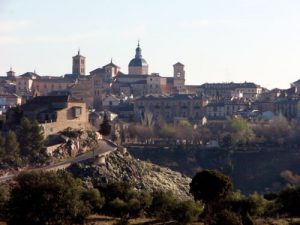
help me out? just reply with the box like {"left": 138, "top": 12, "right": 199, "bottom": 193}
{"left": 277, "top": 185, "right": 300, "bottom": 216}
{"left": 172, "top": 200, "right": 203, "bottom": 225}
{"left": 98, "top": 182, "right": 152, "bottom": 218}
{"left": 150, "top": 191, "right": 179, "bottom": 221}
{"left": 0, "top": 185, "right": 10, "bottom": 219}
{"left": 60, "top": 127, "right": 84, "bottom": 138}
{"left": 81, "top": 188, "right": 105, "bottom": 213}
{"left": 8, "top": 171, "right": 93, "bottom": 225}
{"left": 210, "top": 209, "right": 242, "bottom": 225}
{"left": 190, "top": 170, "right": 233, "bottom": 204}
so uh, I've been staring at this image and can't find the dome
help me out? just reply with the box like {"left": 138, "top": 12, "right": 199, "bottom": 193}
{"left": 129, "top": 57, "right": 148, "bottom": 67}
{"left": 128, "top": 42, "right": 148, "bottom": 67}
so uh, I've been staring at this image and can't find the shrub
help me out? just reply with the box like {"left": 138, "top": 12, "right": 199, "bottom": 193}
{"left": 150, "top": 191, "right": 179, "bottom": 221}
{"left": 8, "top": 171, "right": 92, "bottom": 225}
{"left": 172, "top": 200, "right": 203, "bottom": 225}
{"left": 210, "top": 209, "right": 242, "bottom": 225}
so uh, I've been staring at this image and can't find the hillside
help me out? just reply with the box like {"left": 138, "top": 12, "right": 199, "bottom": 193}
{"left": 128, "top": 146, "right": 300, "bottom": 194}
{"left": 68, "top": 150, "right": 191, "bottom": 199}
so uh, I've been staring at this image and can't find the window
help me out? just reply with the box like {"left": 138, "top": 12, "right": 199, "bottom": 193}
{"left": 73, "top": 107, "right": 82, "bottom": 118}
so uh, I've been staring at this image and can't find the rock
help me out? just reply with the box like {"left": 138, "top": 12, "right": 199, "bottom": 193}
{"left": 68, "top": 151, "right": 192, "bottom": 199}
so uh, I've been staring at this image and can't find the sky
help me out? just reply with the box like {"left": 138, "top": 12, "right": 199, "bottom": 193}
{"left": 1, "top": 0, "right": 300, "bottom": 89}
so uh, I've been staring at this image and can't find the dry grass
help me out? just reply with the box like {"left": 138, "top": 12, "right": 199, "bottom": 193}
{"left": 2, "top": 216, "right": 300, "bottom": 225}
{"left": 85, "top": 215, "right": 204, "bottom": 225}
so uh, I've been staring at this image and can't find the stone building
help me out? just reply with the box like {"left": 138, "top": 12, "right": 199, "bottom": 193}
{"left": 205, "top": 98, "right": 250, "bottom": 120}
{"left": 6, "top": 67, "right": 16, "bottom": 81}
{"left": 72, "top": 50, "right": 86, "bottom": 76}
{"left": 274, "top": 97, "right": 300, "bottom": 120}
{"left": 173, "top": 62, "right": 186, "bottom": 93}
{"left": 0, "top": 93, "right": 21, "bottom": 115}
{"left": 32, "top": 76, "right": 75, "bottom": 96}
{"left": 128, "top": 42, "right": 148, "bottom": 75}
{"left": 134, "top": 94, "right": 206, "bottom": 123}
{"left": 20, "top": 95, "right": 89, "bottom": 137}
{"left": 198, "top": 82, "right": 262, "bottom": 100}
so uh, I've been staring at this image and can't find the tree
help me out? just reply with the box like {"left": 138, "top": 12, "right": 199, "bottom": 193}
{"left": 150, "top": 191, "right": 179, "bottom": 221}
{"left": 0, "top": 136, "right": 5, "bottom": 159}
{"left": 99, "top": 112, "right": 111, "bottom": 136}
{"left": 190, "top": 170, "right": 233, "bottom": 206}
{"left": 81, "top": 188, "right": 105, "bottom": 214}
{"left": 98, "top": 182, "right": 152, "bottom": 219}
{"left": 230, "top": 117, "right": 255, "bottom": 145}
{"left": 4, "top": 131, "right": 20, "bottom": 166}
{"left": 8, "top": 171, "right": 93, "bottom": 225}
{"left": 172, "top": 200, "right": 203, "bottom": 225}
{"left": 277, "top": 185, "right": 300, "bottom": 216}
{"left": 141, "top": 109, "right": 155, "bottom": 128}
{"left": 16, "top": 118, "right": 46, "bottom": 164}
{"left": 0, "top": 185, "right": 10, "bottom": 220}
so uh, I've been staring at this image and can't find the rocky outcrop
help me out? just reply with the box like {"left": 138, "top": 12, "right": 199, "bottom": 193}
{"left": 68, "top": 150, "right": 192, "bottom": 199}
{"left": 47, "top": 129, "right": 100, "bottom": 159}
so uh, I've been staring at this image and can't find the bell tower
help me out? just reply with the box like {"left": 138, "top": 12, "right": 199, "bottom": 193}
{"left": 173, "top": 62, "right": 185, "bottom": 93}
{"left": 7, "top": 67, "right": 16, "bottom": 79}
{"left": 72, "top": 50, "right": 86, "bottom": 75}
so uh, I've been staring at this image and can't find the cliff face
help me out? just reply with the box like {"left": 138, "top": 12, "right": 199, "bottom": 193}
{"left": 68, "top": 150, "right": 192, "bottom": 199}
{"left": 128, "top": 146, "right": 300, "bottom": 194}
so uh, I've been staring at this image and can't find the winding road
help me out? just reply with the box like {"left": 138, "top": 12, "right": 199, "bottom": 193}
{"left": 0, "top": 139, "right": 117, "bottom": 183}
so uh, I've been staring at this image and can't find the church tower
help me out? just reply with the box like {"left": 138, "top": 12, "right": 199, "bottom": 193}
{"left": 173, "top": 62, "right": 185, "bottom": 93}
{"left": 72, "top": 50, "right": 86, "bottom": 75}
{"left": 128, "top": 42, "right": 149, "bottom": 75}
{"left": 7, "top": 67, "right": 16, "bottom": 79}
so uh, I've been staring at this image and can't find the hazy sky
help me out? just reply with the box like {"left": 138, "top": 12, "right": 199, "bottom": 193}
{"left": 1, "top": 0, "right": 300, "bottom": 89}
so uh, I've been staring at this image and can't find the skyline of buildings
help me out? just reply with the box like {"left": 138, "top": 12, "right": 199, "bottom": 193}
{"left": 2, "top": 42, "right": 300, "bottom": 91}
{"left": 2, "top": 1, "right": 300, "bottom": 89}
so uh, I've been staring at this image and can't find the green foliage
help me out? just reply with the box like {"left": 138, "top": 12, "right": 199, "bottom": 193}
{"left": 99, "top": 113, "right": 112, "bottom": 136}
{"left": 4, "top": 131, "right": 20, "bottom": 166}
{"left": 16, "top": 118, "right": 46, "bottom": 164}
{"left": 8, "top": 170, "right": 93, "bottom": 225}
{"left": 0, "top": 185, "right": 10, "bottom": 219}
{"left": 230, "top": 117, "right": 255, "bottom": 145}
{"left": 190, "top": 170, "right": 233, "bottom": 204}
{"left": 0, "top": 131, "right": 21, "bottom": 168}
{"left": 277, "top": 185, "right": 300, "bottom": 216}
{"left": 81, "top": 188, "right": 105, "bottom": 213}
{"left": 210, "top": 209, "right": 242, "bottom": 225}
{"left": 150, "top": 191, "right": 179, "bottom": 221}
{"left": 247, "top": 192, "right": 269, "bottom": 217}
{"left": 98, "top": 182, "right": 152, "bottom": 219}
{"left": 172, "top": 200, "right": 203, "bottom": 225}
{"left": 159, "top": 124, "right": 176, "bottom": 139}
{"left": 177, "top": 119, "right": 191, "bottom": 127}
{"left": 0, "top": 135, "right": 5, "bottom": 159}
{"left": 220, "top": 133, "right": 235, "bottom": 151}
{"left": 60, "top": 127, "right": 84, "bottom": 138}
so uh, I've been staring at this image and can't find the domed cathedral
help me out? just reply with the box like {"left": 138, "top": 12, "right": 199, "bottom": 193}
{"left": 72, "top": 50, "right": 86, "bottom": 76}
{"left": 128, "top": 42, "right": 149, "bottom": 75}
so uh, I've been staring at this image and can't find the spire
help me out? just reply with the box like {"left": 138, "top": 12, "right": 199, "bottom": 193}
{"left": 78, "top": 48, "right": 80, "bottom": 55}
{"left": 135, "top": 41, "right": 142, "bottom": 58}
{"left": 111, "top": 58, "right": 113, "bottom": 63}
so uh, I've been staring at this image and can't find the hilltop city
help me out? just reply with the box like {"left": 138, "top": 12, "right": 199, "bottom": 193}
{"left": 1, "top": 42, "right": 299, "bottom": 138}
{"left": 1, "top": 43, "right": 300, "bottom": 224}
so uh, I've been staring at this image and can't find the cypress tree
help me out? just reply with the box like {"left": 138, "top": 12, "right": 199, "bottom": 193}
{"left": 99, "top": 113, "right": 111, "bottom": 136}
